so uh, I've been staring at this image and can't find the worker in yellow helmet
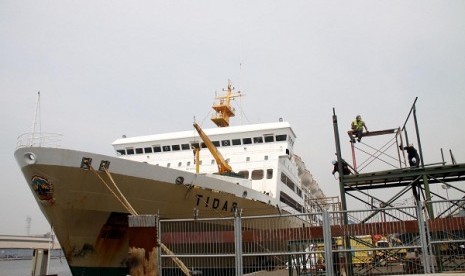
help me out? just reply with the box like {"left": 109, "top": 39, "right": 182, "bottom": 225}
{"left": 350, "top": 115, "right": 369, "bottom": 143}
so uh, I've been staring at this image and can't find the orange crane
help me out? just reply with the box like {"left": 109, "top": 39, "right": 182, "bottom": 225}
{"left": 193, "top": 122, "right": 232, "bottom": 174}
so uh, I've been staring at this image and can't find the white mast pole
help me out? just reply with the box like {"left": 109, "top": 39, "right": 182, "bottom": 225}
{"left": 30, "top": 91, "right": 41, "bottom": 146}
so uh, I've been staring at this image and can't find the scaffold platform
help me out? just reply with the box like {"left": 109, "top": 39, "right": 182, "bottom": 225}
{"left": 343, "top": 163, "right": 465, "bottom": 191}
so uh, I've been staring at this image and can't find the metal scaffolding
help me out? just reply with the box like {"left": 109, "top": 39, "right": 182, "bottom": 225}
{"left": 332, "top": 97, "right": 465, "bottom": 220}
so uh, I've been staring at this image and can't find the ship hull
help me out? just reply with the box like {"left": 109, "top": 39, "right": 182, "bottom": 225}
{"left": 15, "top": 147, "right": 305, "bottom": 275}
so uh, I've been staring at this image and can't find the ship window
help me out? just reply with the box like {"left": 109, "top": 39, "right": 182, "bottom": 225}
{"left": 264, "top": 155, "right": 268, "bottom": 160}
{"left": 144, "top": 147, "right": 153, "bottom": 153}
{"left": 232, "top": 139, "right": 241, "bottom": 145}
{"left": 191, "top": 142, "right": 200, "bottom": 149}
{"left": 251, "top": 170, "right": 264, "bottom": 180}
{"left": 242, "top": 138, "right": 252, "bottom": 144}
{"left": 135, "top": 148, "right": 143, "bottom": 154}
{"left": 238, "top": 170, "right": 249, "bottom": 179}
{"left": 253, "top": 137, "right": 263, "bottom": 143}
{"left": 201, "top": 142, "right": 207, "bottom": 149}
{"left": 162, "top": 145, "right": 171, "bottom": 152}
{"left": 187, "top": 161, "right": 191, "bottom": 166}
{"left": 276, "top": 134, "right": 287, "bottom": 141}
{"left": 167, "top": 163, "right": 171, "bottom": 168}
{"left": 172, "top": 145, "right": 180, "bottom": 151}
{"left": 178, "top": 162, "right": 182, "bottom": 167}
{"left": 221, "top": 140, "right": 230, "bottom": 146}
{"left": 116, "top": 149, "right": 126, "bottom": 155}
{"left": 267, "top": 169, "right": 273, "bottom": 179}
{"left": 281, "top": 172, "right": 295, "bottom": 191}
{"left": 181, "top": 143, "right": 190, "bottom": 150}
{"left": 153, "top": 146, "right": 161, "bottom": 153}
{"left": 127, "top": 148, "right": 135, "bottom": 155}
{"left": 280, "top": 192, "right": 303, "bottom": 213}
{"left": 211, "top": 159, "right": 215, "bottom": 165}
{"left": 246, "top": 157, "right": 250, "bottom": 162}
{"left": 264, "top": 135, "right": 274, "bottom": 143}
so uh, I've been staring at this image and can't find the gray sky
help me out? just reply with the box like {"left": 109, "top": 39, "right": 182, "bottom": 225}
{"left": 1, "top": 1, "right": 464, "bottom": 235}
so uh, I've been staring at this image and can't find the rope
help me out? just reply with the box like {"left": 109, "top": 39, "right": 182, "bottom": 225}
{"left": 87, "top": 164, "right": 136, "bottom": 215}
{"left": 102, "top": 167, "right": 138, "bottom": 215}
{"left": 86, "top": 162, "right": 192, "bottom": 276}
{"left": 160, "top": 243, "right": 192, "bottom": 276}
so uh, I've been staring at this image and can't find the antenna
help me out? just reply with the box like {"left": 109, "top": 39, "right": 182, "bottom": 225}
{"left": 30, "top": 91, "right": 41, "bottom": 146}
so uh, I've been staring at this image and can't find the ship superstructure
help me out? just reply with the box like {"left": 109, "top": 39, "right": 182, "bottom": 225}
{"left": 113, "top": 121, "right": 305, "bottom": 214}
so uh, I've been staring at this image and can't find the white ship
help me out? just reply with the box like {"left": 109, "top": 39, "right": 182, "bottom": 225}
{"left": 14, "top": 82, "right": 326, "bottom": 275}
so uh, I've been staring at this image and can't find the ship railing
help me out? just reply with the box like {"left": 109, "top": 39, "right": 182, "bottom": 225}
{"left": 16, "top": 132, "right": 63, "bottom": 149}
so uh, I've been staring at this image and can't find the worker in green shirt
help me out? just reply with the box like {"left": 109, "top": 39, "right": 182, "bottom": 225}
{"left": 350, "top": 115, "right": 368, "bottom": 143}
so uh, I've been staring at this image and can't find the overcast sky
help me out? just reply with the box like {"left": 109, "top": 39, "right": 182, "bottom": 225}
{"left": 1, "top": 1, "right": 464, "bottom": 235}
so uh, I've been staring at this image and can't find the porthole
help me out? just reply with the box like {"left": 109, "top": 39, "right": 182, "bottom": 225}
{"left": 24, "top": 152, "right": 37, "bottom": 164}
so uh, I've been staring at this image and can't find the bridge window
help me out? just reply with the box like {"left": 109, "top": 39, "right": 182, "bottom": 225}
{"left": 222, "top": 140, "right": 230, "bottom": 146}
{"left": 264, "top": 135, "right": 274, "bottom": 143}
{"left": 253, "top": 137, "right": 263, "bottom": 143}
{"left": 181, "top": 144, "right": 190, "bottom": 150}
{"left": 153, "top": 146, "right": 161, "bottom": 153}
{"left": 162, "top": 145, "right": 171, "bottom": 152}
{"left": 172, "top": 144, "right": 180, "bottom": 151}
{"left": 276, "top": 134, "right": 287, "bottom": 141}
{"left": 116, "top": 149, "right": 126, "bottom": 155}
{"left": 127, "top": 148, "right": 135, "bottom": 155}
{"left": 135, "top": 148, "right": 143, "bottom": 154}
{"left": 242, "top": 138, "right": 252, "bottom": 145}
{"left": 144, "top": 147, "right": 153, "bottom": 153}
{"left": 232, "top": 139, "right": 241, "bottom": 145}
{"left": 212, "top": 141, "right": 220, "bottom": 147}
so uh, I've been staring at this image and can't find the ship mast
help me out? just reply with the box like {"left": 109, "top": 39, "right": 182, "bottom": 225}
{"left": 30, "top": 91, "right": 41, "bottom": 146}
{"left": 211, "top": 80, "right": 242, "bottom": 127}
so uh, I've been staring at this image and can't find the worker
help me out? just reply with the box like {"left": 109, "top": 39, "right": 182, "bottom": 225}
{"left": 400, "top": 143, "right": 420, "bottom": 167}
{"left": 350, "top": 115, "right": 368, "bottom": 143}
{"left": 332, "top": 160, "right": 351, "bottom": 176}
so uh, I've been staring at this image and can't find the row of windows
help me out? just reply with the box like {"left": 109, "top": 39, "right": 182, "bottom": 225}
{"left": 281, "top": 172, "right": 302, "bottom": 198}
{"left": 280, "top": 191, "right": 304, "bottom": 213}
{"left": 116, "top": 134, "right": 288, "bottom": 156}
{"left": 238, "top": 169, "right": 274, "bottom": 180}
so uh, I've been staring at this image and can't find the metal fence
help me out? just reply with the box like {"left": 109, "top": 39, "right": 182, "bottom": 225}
{"left": 157, "top": 199, "right": 465, "bottom": 276}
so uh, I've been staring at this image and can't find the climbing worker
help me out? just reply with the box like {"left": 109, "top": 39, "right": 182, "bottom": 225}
{"left": 332, "top": 160, "right": 351, "bottom": 176}
{"left": 400, "top": 143, "right": 421, "bottom": 168}
{"left": 350, "top": 115, "right": 369, "bottom": 143}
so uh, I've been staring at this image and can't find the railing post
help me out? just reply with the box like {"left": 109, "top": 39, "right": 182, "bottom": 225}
{"left": 322, "top": 210, "right": 333, "bottom": 276}
{"left": 417, "top": 201, "right": 431, "bottom": 273}
{"left": 157, "top": 215, "right": 162, "bottom": 276}
{"left": 234, "top": 209, "right": 243, "bottom": 276}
